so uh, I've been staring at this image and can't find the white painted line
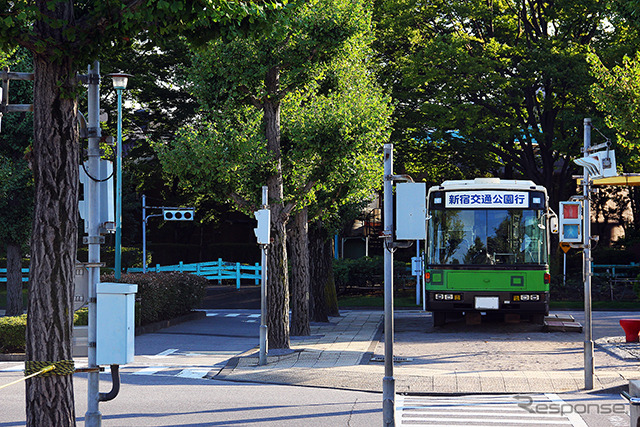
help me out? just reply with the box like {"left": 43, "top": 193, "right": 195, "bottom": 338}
{"left": 545, "top": 394, "right": 589, "bottom": 427}
{"left": 397, "top": 416, "right": 570, "bottom": 425}
{"left": 176, "top": 369, "right": 209, "bottom": 379}
{"left": 133, "top": 366, "right": 166, "bottom": 376}
{"left": 248, "top": 314, "right": 260, "bottom": 318}
{"left": 146, "top": 348, "right": 178, "bottom": 359}
{"left": 206, "top": 312, "right": 219, "bottom": 317}
{"left": 245, "top": 320, "right": 258, "bottom": 323}
{"left": 0, "top": 364, "right": 24, "bottom": 372}
{"left": 225, "top": 313, "right": 240, "bottom": 317}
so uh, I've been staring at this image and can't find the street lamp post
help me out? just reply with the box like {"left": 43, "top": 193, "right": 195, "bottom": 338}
{"left": 107, "top": 73, "right": 132, "bottom": 280}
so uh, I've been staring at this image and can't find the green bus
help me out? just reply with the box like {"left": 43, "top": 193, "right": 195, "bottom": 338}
{"left": 425, "top": 178, "right": 557, "bottom": 326}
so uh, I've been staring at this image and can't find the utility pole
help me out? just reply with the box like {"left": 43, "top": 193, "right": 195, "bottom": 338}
{"left": 84, "top": 60, "right": 103, "bottom": 427}
{"left": 383, "top": 143, "right": 395, "bottom": 426}
{"left": 259, "top": 186, "right": 269, "bottom": 366}
{"left": 583, "top": 118, "right": 594, "bottom": 390}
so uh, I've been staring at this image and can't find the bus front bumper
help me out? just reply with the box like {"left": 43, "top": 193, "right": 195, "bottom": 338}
{"left": 426, "top": 291, "right": 549, "bottom": 314}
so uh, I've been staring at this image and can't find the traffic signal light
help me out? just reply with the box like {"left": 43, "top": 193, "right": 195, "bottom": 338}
{"left": 559, "top": 201, "right": 582, "bottom": 243}
{"left": 162, "top": 208, "right": 194, "bottom": 221}
{"left": 574, "top": 149, "right": 617, "bottom": 179}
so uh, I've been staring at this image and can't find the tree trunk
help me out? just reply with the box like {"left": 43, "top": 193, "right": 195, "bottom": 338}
{"left": 309, "top": 221, "right": 339, "bottom": 321}
{"left": 5, "top": 242, "right": 23, "bottom": 316}
{"left": 25, "top": 41, "right": 78, "bottom": 425}
{"left": 289, "top": 207, "right": 310, "bottom": 335}
{"left": 264, "top": 66, "right": 290, "bottom": 349}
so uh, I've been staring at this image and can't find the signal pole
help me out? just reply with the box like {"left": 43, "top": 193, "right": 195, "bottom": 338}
{"left": 383, "top": 144, "right": 395, "bottom": 426}
{"left": 583, "top": 118, "right": 594, "bottom": 390}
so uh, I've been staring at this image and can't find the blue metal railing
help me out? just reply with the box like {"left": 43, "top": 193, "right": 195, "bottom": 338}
{"left": 1, "top": 260, "right": 261, "bottom": 288}
{"left": 592, "top": 263, "right": 640, "bottom": 278}
{"left": 127, "top": 259, "right": 261, "bottom": 289}
{"left": 0, "top": 268, "right": 29, "bottom": 283}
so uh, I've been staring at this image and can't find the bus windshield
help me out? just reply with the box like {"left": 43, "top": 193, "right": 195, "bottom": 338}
{"left": 427, "top": 209, "right": 548, "bottom": 266}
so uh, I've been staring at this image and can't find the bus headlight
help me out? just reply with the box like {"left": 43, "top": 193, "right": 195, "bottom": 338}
{"left": 513, "top": 294, "right": 541, "bottom": 302}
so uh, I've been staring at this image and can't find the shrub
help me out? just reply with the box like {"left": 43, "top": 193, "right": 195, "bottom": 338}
{"left": 74, "top": 307, "right": 88, "bottom": 326}
{"left": 333, "top": 256, "right": 411, "bottom": 292}
{"left": 0, "top": 314, "right": 27, "bottom": 353}
{"left": 101, "top": 272, "right": 207, "bottom": 326}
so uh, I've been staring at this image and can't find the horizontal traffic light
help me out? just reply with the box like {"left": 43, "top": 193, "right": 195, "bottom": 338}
{"left": 162, "top": 208, "right": 194, "bottom": 221}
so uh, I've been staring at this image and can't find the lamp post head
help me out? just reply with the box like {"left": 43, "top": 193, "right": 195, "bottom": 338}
{"left": 107, "top": 73, "right": 134, "bottom": 90}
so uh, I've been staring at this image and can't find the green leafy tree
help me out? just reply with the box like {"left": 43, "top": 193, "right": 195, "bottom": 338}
{"left": 281, "top": 37, "right": 392, "bottom": 325}
{"left": 0, "top": 0, "right": 282, "bottom": 424}
{"left": 0, "top": 47, "right": 33, "bottom": 317}
{"left": 156, "top": 0, "right": 376, "bottom": 346}
{"left": 373, "top": 0, "right": 634, "bottom": 204}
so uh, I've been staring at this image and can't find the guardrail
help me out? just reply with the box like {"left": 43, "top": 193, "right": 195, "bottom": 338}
{"left": 0, "top": 268, "right": 29, "bottom": 283}
{"left": 127, "top": 259, "right": 261, "bottom": 289}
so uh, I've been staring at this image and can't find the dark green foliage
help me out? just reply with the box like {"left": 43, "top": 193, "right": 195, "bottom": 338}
{"left": 333, "top": 256, "right": 410, "bottom": 292}
{"left": 77, "top": 246, "right": 149, "bottom": 271}
{"left": 102, "top": 272, "right": 207, "bottom": 325}
{"left": 0, "top": 314, "right": 27, "bottom": 353}
{"left": 73, "top": 307, "right": 88, "bottom": 327}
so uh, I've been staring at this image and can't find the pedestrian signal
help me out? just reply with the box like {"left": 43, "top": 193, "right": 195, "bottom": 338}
{"left": 559, "top": 201, "right": 582, "bottom": 243}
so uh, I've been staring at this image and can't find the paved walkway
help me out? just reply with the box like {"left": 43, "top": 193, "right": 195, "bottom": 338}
{"left": 214, "top": 310, "right": 640, "bottom": 394}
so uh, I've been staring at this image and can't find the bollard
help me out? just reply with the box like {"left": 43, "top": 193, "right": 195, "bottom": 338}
{"left": 621, "top": 380, "right": 640, "bottom": 427}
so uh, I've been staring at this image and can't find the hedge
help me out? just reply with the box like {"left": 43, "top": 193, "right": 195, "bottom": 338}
{"left": 101, "top": 272, "right": 208, "bottom": 326}
{"left": 1, "top": 272, "right": 208, "bottom": 353}
{"left": 0, "top": 314, "right": 27, "bottom": 353}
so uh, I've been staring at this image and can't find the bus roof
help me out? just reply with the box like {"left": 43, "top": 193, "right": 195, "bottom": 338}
{"left": 430, "top": 178, "right": 546, "bottom": 194}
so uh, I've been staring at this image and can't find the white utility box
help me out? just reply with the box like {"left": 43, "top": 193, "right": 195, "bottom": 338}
{"left": 96, "top": 282, "right": 137, "bottom": 365}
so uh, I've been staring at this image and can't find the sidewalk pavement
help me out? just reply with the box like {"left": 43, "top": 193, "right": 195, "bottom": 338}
{"left": 213, "top": 310, "right": 640, "bottom": 394}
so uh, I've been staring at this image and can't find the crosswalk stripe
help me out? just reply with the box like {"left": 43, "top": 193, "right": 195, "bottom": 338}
{"left": 146, "top": 348, "right": 178, "bottom": 359}
{"left": 396, "top": 395, "right": 582, "bottom": 427}
{"left": 133, "top": 366, "right": 166, "bottom": 376}
{"left": 0, "top": 364, "right": 24, "bottom": 372}
{"left": 224, "top": 313, "right": 240, "bottom": 317}
{"left": 545, "top": 394, "right": 589, "bottom": 427}
{"left": 176, "top": 369, "right": 210, "bottom": 379}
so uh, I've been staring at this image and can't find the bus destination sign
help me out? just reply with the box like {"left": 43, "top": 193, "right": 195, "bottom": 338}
{"left": 445, "top": 191, "right": 529, "bottom": 209}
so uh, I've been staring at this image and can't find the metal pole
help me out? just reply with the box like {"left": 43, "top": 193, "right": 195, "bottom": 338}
{"left": 259, "top": 186, "right": 269, "bottom": 366}
{"left": 383, "top": 143, "right": 395, "bottom": 426}
{"left": 416, "top": 240, "right": 420, "bottom": 305}
{"left": 85, "top": 61, "right": 102, "bottom": 427}
{"left": 563, "top": 252, "right": 567, "bottom": 286}
{"left": 583, "top": 118, "right": 594, "bottom": 390}
{"left": 142, "top": 194, "right": 147, "bottom": 274}
{"left": 114, "top": 88, "right": 123, "bottom": 280}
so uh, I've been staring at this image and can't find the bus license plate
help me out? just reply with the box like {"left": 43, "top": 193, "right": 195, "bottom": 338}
{"left": 475, "top": 296, "right": 499, "bottom": 310}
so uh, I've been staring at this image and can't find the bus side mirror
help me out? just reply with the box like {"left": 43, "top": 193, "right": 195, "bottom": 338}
{"left": 549, "top": 215, "right": 559, "bottom": 234}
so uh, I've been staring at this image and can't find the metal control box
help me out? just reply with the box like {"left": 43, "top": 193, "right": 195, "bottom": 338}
{"left": 96, "top": 282, "right": 137, "bottom": 365}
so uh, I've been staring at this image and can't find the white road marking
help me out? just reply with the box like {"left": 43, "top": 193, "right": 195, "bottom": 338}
{"left": 176, "top": 369, "right": 210, "bottom": 379}
{"left": 133, "top": 366, "right": 166, "bottom": 376}
{"left": 0, "top": 364, "right": 24, "bottom": 372}
{"left": 545, "top": 393, "right": 589, "bottom": 427}
{"left": 396, "top": 394, "right": 585, "bottom": 426}
{"left": 146, "top": 348, "right": 178, "bottom": 359}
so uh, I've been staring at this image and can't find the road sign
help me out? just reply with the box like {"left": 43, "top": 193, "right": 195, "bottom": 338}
{"left": 559, "top": 242, "right": 571, "bottom": 253}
